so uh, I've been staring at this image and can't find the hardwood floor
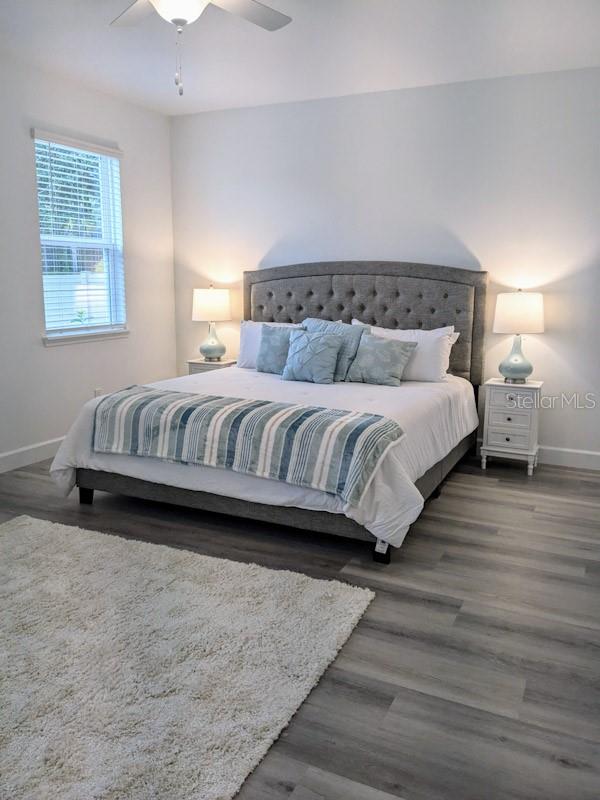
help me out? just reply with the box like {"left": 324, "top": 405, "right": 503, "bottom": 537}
{"left": 1, "top": 457, "right": 600, "bottom": 799}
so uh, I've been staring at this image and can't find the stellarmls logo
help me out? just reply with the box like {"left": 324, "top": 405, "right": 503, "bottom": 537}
{"left": 507, "top": 393, "right": 597, "bottom": 410}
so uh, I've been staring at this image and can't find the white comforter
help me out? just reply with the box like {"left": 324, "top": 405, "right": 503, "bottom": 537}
{"left": 51, "top": 368, "right": 479, "bottom": 547}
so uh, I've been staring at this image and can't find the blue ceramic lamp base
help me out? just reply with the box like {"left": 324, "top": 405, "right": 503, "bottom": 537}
{"left": 498, "top": 334, "right": 533, "bottom": 384}
{"left": 199, "top": 321, "right": 226, "bottom": 362}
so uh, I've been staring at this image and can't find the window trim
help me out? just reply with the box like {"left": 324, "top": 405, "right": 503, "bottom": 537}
{"left": 32, "top": 128, "right": 127, "bottom": 344}
{"left": 31, "top": 128, "right": 123, "bottom": 160}
{"left": 43, "top": 326, "right": 130, "bottom": 347}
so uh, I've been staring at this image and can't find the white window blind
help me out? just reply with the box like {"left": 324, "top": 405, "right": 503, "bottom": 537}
{"left": 34, "top": 133, "right": 127, "bottom": 338}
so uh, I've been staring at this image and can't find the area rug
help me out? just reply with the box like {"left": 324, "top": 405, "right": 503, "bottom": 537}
{"left": 0, "top": 515, "right": 373, "bottom": 800}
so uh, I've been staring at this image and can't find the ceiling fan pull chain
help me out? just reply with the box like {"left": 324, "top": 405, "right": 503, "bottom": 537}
{"left": 174, "top": 25, "right": 184, "bottom": 95}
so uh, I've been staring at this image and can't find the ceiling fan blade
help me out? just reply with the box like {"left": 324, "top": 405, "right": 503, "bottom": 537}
{"left": 110, "top": 0, "right": 154, "bottom": 26}
{"left": 210, "top": 0, "right": 291, "bottom": 31}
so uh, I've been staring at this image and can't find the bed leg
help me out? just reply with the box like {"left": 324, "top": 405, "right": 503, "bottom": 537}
{"left": 79, "top": 487, "right": 94, "bottom": 505}
{"left": 372, "top": 539, "right": 391, "bottom": 564}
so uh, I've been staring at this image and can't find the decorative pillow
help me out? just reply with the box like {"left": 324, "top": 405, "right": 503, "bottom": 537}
{"left": 282, "top": 330, "right": 343, "bottom": 384}
{"left": 256, "top": 325, "right": 294, "bottom": 375}
{"left": 352, "top": 321, "right": 459, "bottom": 382}
{"left": 303, "top": 318, "right": 365, "bottom": 381}
{"left": 346, "top": 335, "right": 417, "bottom": 386}
{"left": 238, "top": 320, "right": 302, "bottom": 369}
{"left": 352, "top": 320, "right": 455, "bottom": 337}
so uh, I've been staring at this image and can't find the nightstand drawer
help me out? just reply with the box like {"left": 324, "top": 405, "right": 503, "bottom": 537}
{"left": 188, "top": 358, "right": 236, "bottom": 375}
{"left": 489, "top": 388, "right": 537, "bottom": 411}
{"left": 189, "top": 362, "right": 228, "bottom": 374}
{"left": 489, "top": 409, "right": 532, "bottom": 429}
{"left": 487, "top": 427, "right": 530, "bottom": 450}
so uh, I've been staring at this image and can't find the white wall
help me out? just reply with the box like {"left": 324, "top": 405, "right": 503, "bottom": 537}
{"left": 0, "top": 54, "right": 176, "bottom": 471}
{"left": 171, "top": 67, "right": 600, "bottom": 469}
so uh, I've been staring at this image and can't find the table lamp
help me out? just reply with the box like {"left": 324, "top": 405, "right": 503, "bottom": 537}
{"left": 192, "top": 286, "right": 232, "bottom": 361}
{"left": 493, "top": 289, "right": 544, "bottom": 383}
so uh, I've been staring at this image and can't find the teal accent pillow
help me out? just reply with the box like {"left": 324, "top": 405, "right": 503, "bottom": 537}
{"left": 282, "top": 330, "right": 343, "bottom": 384}
{"left": 346, "top": 335, "right": 417, "bottom": 386}
{"left": 303, "top": 318, "right": 366, "bottom": 381}
{"left": 256, "top": 325, "right": 294, "bottom": 374}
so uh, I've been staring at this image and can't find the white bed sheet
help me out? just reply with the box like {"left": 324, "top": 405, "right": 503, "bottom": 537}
{"left": 51, "top": 368, "right": 479, "bottom": 548}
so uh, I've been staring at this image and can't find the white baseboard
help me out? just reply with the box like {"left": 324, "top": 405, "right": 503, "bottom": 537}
{"left": 0, "top": 437, "right": 64, "bottom": 474}
{"left": 476, "top": 436, "right": 600, "bottom": 471}
{"left": 537, "top": 445, "right": 600, "bottom": 471}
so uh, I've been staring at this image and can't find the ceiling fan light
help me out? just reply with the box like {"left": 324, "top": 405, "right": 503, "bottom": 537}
{"left": 149, "top": 0, "right": 210, "bottom": 24}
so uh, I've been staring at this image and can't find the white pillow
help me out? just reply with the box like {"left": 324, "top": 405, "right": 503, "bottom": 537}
{"left": 351, "top": 320, "right": 459, "bottom": 382}
{"left": 238, "top": 320, "right": 302, "bottom": 369}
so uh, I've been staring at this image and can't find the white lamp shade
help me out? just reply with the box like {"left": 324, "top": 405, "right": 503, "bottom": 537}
{"left": 149, "top": 0, "right": 210, "bottom": 23}
{"left": 192, "top": 287, "right": 232, "bottom": 322}
{"left": 493, "top": 291, "right": 544, "bottom": 334}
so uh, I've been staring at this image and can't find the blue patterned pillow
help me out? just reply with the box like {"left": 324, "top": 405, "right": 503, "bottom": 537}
{"left": 256, "top": 325, "right": 294, "bottom": 374}
{"left": 346, "top": 335, "right": 417, "bottom": 386}
{"left": 282, "top": 330, "right": 343, "bottom": 384}
{"left": 303, "top": 319, "right": 365, "bottom": 381}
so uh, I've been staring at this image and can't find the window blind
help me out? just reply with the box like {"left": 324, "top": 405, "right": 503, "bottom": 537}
{"left": 34, "top": 135, "right": 126, "bottom": 337}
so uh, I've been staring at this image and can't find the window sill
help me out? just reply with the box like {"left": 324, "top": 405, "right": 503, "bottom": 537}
{"left": 43, "top": 328, "right": 129, "bottom": 347}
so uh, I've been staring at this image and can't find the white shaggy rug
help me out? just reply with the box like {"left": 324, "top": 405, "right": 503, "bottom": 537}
{"left": 0, "top": 516, "right": 373, "bottom": 800}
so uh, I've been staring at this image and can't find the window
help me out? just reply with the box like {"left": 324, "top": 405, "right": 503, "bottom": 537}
{"left": 33, "top": 131, "right": 127, "bottom": 340}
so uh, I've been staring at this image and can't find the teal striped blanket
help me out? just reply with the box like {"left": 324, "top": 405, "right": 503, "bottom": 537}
{"left": 93, "top": 386, "right": 404, "bottom": 506}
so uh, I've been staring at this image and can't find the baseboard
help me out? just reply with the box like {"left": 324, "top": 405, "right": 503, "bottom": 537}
{"left": 0, "top": 437, "right": 64, "bottom": 474}
{"left": 537, "top": 445, "right": 600, "bottom": 471}
{"left": 476, "top": 437, "right": 600, "bottom": 471}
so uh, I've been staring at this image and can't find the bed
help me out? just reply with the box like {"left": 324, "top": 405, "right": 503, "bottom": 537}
{"left": 51, "top": 261, "right": 487, "bottom": 563}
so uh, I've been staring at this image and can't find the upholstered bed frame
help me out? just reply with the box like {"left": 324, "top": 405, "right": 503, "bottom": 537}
{"left": 77, "top": 261, "right": 487, "bottom": 563}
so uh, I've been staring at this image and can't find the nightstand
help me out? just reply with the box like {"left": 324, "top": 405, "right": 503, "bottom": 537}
{"left": 187, "top": 358, "right": 236, "bottom": 375}
{"left": 481, "top": 378, "right": 543, "bottom": 476}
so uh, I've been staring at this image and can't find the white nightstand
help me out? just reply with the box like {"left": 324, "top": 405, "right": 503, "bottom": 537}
{"left": 481, "top": 378, "right": 543, "bottom": 476}
{"left": 187, "top": 358, "right": 236, "bottom": 375}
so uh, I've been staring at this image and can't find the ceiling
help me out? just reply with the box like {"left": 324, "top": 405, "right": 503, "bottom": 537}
{"left": 1, "top": 0, "right": 600, "bottom": 116}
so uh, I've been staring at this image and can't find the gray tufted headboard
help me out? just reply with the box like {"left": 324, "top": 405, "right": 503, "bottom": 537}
{"left": 243, "top": 261, "right": 487, "bottom": 385}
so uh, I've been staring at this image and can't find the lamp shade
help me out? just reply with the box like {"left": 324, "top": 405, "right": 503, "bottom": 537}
{"left": 493, "top": 291, "right": 544, "bottom": 334}
{"left": 192, "top": 287, "right": 232, "bottom": 322}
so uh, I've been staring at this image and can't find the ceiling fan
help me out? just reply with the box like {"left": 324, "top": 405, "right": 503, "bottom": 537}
{"left": 110, "top": 0, "right": 292, "bottom": 95}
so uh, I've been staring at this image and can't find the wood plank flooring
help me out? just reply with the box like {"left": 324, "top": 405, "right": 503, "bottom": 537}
{"left": 1, "top": 457, "right": 599, "bottom": 799}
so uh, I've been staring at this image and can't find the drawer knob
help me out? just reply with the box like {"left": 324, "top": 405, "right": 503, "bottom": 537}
{"left": 505, "top": 437, "right": 510, "bottom": 442}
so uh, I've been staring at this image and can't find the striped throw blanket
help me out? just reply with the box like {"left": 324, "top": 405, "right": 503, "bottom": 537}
{"left": 93, "top": 386, "right": 404, "bottom": 506}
